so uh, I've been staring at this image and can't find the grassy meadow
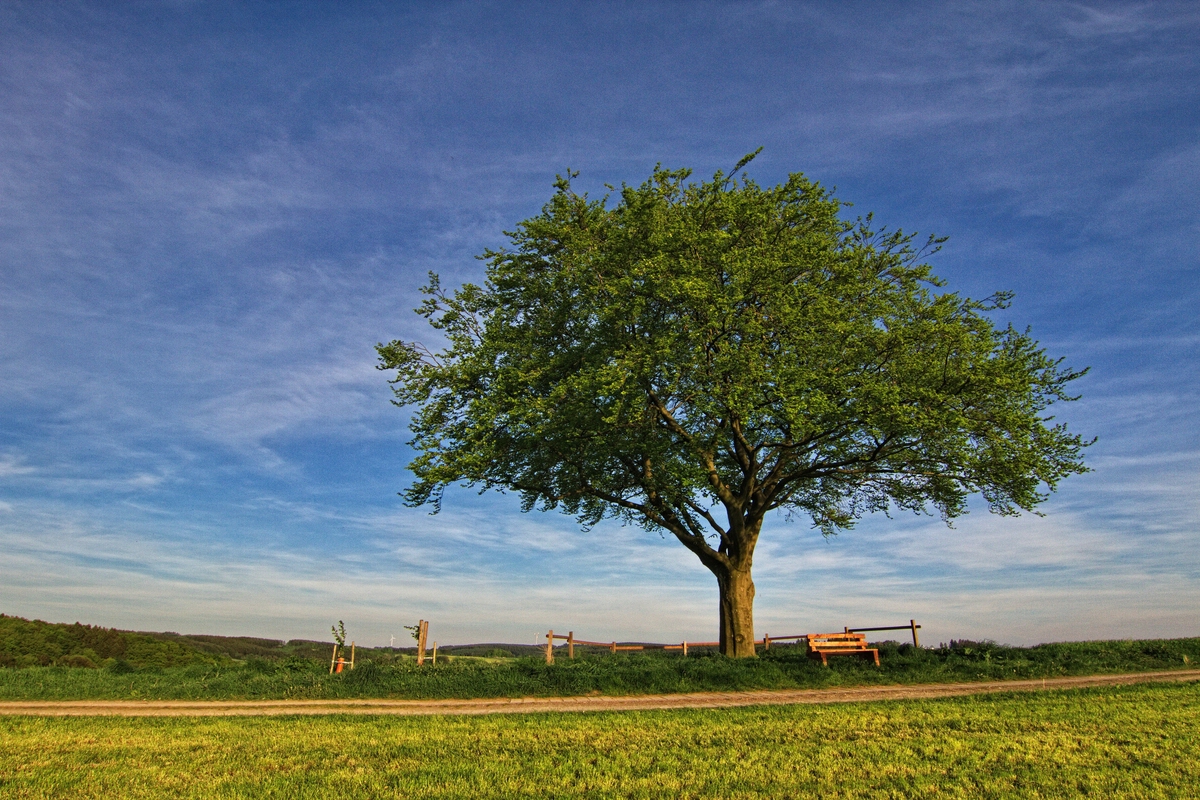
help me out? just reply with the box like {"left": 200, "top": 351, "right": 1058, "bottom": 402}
{"left": 2, "top": 681, "right": 1198, "bottom": 798}
{"left": 2, "top": 635, "right": 1198, "bottom": 701}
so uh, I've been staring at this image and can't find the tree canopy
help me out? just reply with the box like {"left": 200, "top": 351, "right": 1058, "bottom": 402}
{"left": 378, "top": 157, "right": 1091, "bottom": 656}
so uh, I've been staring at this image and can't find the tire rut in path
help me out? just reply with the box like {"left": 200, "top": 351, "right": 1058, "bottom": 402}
{"left": 3, "top": 669, "right": 1198, "bottom": 718}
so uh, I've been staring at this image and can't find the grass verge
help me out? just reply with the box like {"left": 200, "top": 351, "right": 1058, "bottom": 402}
{"left": 1, "top": 637, "right": 1197, "bottom": 701}
{"left": 2, "top": 681, "right": 1198, "bottom": 798}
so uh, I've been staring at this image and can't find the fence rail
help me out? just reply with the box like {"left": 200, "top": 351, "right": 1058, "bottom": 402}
{"left": 543, "top": 621, "right": 921, "bottom": 663}
{"left": 847, "top": 620, "right": 921, "bottom": 648}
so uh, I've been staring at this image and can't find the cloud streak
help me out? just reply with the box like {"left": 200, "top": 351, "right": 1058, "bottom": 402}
{"left": 1, "top": 0, "right": 1197, "bottom": 645}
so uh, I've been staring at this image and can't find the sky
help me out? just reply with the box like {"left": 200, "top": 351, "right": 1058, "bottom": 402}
{"left": 1, "top": 1, "right": 1197, "bottom": 649}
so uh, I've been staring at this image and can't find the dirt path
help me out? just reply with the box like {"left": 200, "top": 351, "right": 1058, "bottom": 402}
{"left": 3, "top": 669, "right": 1197, "bottom": 718}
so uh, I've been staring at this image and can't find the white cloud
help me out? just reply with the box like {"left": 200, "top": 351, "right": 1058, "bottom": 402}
{"left": 1061, "top": 3, "right": 1179, "bottom": 38}
{"left": 0, "top": 454, "right": 36, "bottom": 478}
{"left": 0, "top": 1, "right": 1197, "bottom": 650}
{"left": 0, "top": 496, "right": 711, "bottom": 645}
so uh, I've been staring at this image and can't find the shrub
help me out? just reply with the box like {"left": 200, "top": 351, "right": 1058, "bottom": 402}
{"left": 343, "top": 660, "right": 383, "bottom": 687}
{"left": 57, "top": 655, "right": 99, "bottom": 668}
{"left": 243, "top": 657, "right": 275, "bottom": 674}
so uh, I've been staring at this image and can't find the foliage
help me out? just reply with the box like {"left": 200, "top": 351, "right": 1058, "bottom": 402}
{"left": 342, "top": 659, "right": 383, "bottom": 687}
{"left": 378, "top": 157, "right": 1093, "bottom": 654}
{"left": 0, "top": 614, "right": 221, "bottom": 670}
{"left": 3, "top": 682, "right": 1198, "bottom": 797}
{"left": 157, "top": 633, "right": 319, "bottom": 660}
{"left": 331, "top": 621, "right": 346, "bottom": 649}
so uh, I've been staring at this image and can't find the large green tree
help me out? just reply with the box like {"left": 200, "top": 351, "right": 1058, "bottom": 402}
{"left": 378, "top": 156, "right": 1091, "bottom": 657}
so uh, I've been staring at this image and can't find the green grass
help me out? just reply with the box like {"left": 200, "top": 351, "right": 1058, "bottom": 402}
{"left": 1, "top": 636, "right": 1197, "bottom": 701}
{"left": 2, "top": 681, "right": 1198, "bottom": 798}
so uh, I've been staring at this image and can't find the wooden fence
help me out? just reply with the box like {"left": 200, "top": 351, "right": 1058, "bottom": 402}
{"left": 846, "top": 620, "right": 922, "bottom": 649}
{"left": 543, "top": 620, "right": 921, "bottom": 664}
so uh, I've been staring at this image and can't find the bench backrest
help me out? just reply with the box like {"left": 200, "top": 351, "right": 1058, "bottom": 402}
{"left": 806, "top": 632, "right": 869, "bottom": 652}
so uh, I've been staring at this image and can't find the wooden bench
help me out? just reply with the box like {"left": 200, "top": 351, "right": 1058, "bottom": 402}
{"left": 806, "top": 632, "right": 880, "bottom": 666}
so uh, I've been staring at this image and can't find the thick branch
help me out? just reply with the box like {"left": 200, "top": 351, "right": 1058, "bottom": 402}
{"left": 680, "top": 495, "right": 729, "bottom": 539}
{"left": 647, "top": 390, "right": 739, "bottom": 507}
{"left": 728, "top": 415, "right": 759, "bottom": 506}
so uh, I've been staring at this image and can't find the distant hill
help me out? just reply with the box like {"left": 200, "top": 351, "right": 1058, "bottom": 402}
{"left": 144, "top": 632, "right": 335, "bottom": 662}
{"left": 139, "top": 633, "right": 547, "bottom": 661}
{"left": 0, "top": 614, "right": 225, "bottom": 669}
{"left": 0, "top": 614, "right": 545, "bottom": 668}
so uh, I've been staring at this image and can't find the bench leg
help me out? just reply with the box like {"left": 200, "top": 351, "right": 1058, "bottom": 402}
{"left": 853, "top": 650, "right": 880, "bottom": 666}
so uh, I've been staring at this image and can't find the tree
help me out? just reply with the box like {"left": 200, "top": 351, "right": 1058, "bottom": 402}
{"left": 377, "top": 155, "right": 1092, "bottom": 657}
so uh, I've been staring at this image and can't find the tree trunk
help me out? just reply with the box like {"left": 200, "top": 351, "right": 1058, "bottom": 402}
{"left": 716, "top": 565, "right": 757, "bottom": 658}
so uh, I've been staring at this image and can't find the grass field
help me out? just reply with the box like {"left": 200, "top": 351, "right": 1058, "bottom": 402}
{"left": 2, "top": 681, "right": 1197, "bottom": 798}
{"left": 1, "top": 636, "right": 1197, "bottom": 702}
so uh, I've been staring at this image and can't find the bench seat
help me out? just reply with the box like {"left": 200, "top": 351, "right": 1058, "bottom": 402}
{"left": 806, "top": 632, "right": 880, "bottom": 666}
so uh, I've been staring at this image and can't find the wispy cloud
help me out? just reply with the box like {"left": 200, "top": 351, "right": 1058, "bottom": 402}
{"left": 1, "top": 1, "right": 1197, "bottom": 645}
{"left": 0, "top": 455, "right": 37, "bottom": 478}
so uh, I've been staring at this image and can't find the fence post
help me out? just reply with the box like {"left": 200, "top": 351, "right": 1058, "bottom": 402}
{"left": 546, "top": 630, "right": 554, "bottom": 665}
{"left": 329, "top": 642, "right": 338, "bottom": 674}
{"left": 682, "top": 640, "right": 687, "bottom": 657}
{"left": 567, "top": 631, "right": 574, "bottom": 660}
{"left": 610, "top": 641, "right": 616, "bottom": 654}
{"left": 417, "top": 620, "right": 429, "bottom": 665}
{"left": 432, "top": 642, "right": 438, "bottom": 665}
{"left": 350, "top": 641, "right": 355, "bottom": 670}
{"left": 910, "top": 619, "right": 920, "bottom": 648}
{"left": 763, "top": 634, "right": 770, "bottom": 652}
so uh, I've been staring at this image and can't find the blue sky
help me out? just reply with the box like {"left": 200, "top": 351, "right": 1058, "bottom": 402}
{"left": 1, "top": 1, "right": 1197, "bottom": 648}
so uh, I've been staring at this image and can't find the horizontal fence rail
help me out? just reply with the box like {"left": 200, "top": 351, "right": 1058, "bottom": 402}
{"left": 543, "top": 631, "right": 721, "bottom": 661}
{"left": 543, "top": 621, "right": 921, "bottom": 663}
{"left": 846, "top": 620, "right": 922, "bottom": 648}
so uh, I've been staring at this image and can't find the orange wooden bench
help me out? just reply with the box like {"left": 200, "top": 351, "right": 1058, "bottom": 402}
{"left": 806, "top": 632, "right": 880, "bottom": 666}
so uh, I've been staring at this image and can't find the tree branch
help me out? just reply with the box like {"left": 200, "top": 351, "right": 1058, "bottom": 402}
{"left": 680, "top": 495, "right": 729, "bottom": 540}
{"left": 647, "top": 389, "right": 739, "bottom": 508}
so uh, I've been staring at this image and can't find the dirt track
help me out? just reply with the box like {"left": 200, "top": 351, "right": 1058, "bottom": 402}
{"left": 3, "top": 669, "right": 1197, "bottom": 718}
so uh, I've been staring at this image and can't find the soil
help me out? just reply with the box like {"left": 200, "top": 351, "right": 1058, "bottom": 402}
{"left": 3, "top": 669, "right": 1197, "bottom": 717}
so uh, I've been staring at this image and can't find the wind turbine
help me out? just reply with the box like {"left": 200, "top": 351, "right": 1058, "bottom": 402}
{"left": 390, "top": 634, "right": 396, "bottom": 648}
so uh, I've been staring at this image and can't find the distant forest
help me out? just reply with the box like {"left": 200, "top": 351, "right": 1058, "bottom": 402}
{"left": 0, "top": 614, "right": 338, "bottom": 669}
{"left": 0, "top": 614, "right": 542, "bottom": 669}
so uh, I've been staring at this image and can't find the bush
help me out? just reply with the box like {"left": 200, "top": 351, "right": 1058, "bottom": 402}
{"left": 281, "top": 656, "right": 315, "bottom": 672}
{"left": 342, "top": 660, "right": 383, "bottom": 687}
{"left": 243, "top": 657, "right": 276, "bottom": 674}
{"left": 56, "top": 655, "right": 98, "bottom": 669}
